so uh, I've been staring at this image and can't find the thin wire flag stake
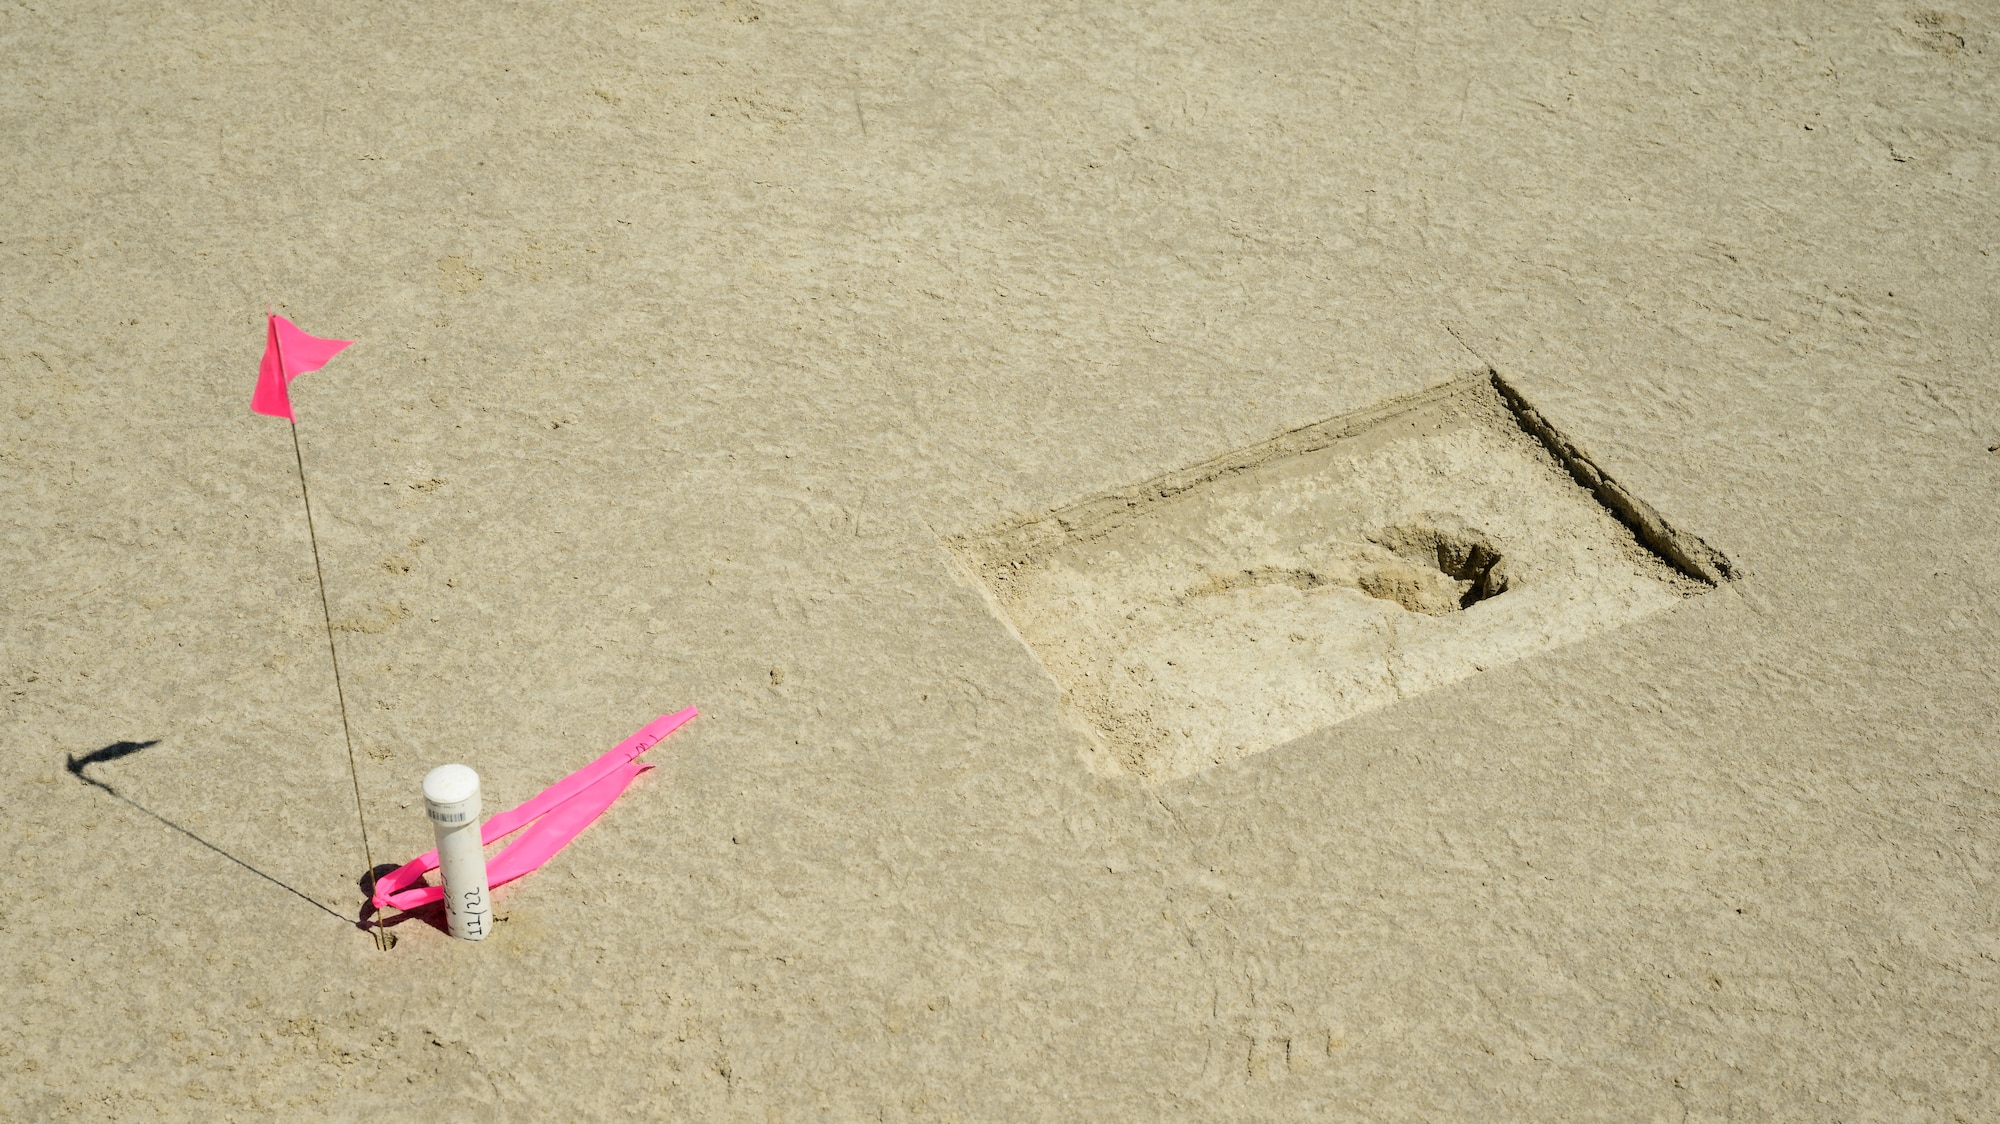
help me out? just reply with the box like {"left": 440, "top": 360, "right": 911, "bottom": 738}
{"left": 251, "top": 311, "right": 386, "bottom": 949}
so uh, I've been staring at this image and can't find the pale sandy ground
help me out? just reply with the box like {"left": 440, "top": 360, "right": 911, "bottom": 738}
{"left": 3, "top": 1, "right": 1998, "bottom": 1119}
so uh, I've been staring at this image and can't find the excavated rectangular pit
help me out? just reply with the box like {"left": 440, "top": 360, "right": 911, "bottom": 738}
{"left": 947, "top": 371, "right": 1733, "bottom": 783}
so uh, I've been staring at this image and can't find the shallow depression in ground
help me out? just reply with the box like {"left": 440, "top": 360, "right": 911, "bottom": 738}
{"left": 966, "top": 381, "right": 1702, "bottom": 781}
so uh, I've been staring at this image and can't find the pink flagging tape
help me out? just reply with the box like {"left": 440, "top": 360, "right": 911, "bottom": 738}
{"left": 371, "top": 707, "right": 697, "bottom": 912}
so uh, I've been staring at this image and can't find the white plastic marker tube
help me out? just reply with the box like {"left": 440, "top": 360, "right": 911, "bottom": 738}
{"left": 422, "top": 764, "right": 492, "bottom": 941}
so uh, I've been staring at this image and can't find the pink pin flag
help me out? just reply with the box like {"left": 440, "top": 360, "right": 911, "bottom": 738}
{"left": 251, "top": 313, "right": 352, "bottom": 422}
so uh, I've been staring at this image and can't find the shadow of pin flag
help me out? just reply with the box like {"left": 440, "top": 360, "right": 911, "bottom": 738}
{"left": 251, "top": 313, "right": 351, "bottom": 421}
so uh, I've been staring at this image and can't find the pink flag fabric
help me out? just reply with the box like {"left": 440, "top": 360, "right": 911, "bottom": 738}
{"left": 370, "top": 707, "right": 698, "bottom": 914}
{"left": 251, "top": 313, "right": 352, "bottom": 422}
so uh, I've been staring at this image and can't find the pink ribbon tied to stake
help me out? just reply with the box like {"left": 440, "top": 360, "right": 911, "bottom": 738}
{"left": 372, "top": 707, "right": 698, "bottom": 915}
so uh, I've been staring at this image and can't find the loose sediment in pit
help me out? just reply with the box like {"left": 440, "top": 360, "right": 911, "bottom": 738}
{"left": 950, "top": 373, "right": 1731, "bottom": 782}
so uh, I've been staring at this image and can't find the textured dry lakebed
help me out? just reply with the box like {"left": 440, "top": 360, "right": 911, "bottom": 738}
{"left": 949, "top": 372, "right": 1734, "bottom": 782}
